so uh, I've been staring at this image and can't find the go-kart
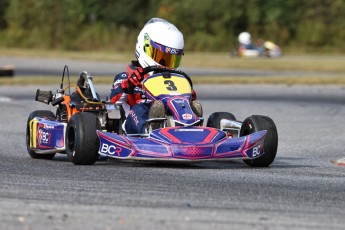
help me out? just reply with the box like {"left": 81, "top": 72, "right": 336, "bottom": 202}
{"left": 231, "top": 40, "right": 282, "bottom": 58}
{"left": 26, "top": 66, "right": 278, "bottom": 167}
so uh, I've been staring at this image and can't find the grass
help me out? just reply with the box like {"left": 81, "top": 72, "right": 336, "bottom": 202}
{"left": 0, "top": 47, "right": 132, "bottom": 62}
{"left": 1, "top": 48, "right": 345, "bottom": 85}
{"left": 192, "top": 75, "right": 345, "bottom": 85}
{"left": 184, "top": 53, "right": 345, "bottom": 73}
{"left": 1, "top": 75, "right": 345, "bottom": 86}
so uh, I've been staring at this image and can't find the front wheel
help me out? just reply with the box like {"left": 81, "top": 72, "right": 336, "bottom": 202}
{"left": 240, "top": 115, "right": 278, "bottom": 167}
{"left": 206, "top": 112, "right": 236, "bottom": 129}
{"left": 66, "top": 112, "right": 100, "bottom": 165}
{"left": 26, "top": 110, "right": 56, "bottom": 159}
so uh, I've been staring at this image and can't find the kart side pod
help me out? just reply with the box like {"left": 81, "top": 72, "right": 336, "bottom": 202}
{"left": 28, "top": 117, "right": 66, "bottom": 154}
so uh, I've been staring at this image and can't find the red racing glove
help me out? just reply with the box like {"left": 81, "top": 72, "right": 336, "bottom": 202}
{"left": 126, "top": 65, "right": 144, "bottom": 87}
{"left": 191, "top": 89, "right": 197, "bottom": 101}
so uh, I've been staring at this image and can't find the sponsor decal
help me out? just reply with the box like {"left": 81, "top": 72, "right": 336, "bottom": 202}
{"left": 175, "top": 129, "right": 204, "bottom": 132}
{"left": 114, "top": 79, "right": 124, "bottom": 85}
{"left": 44, "top": 124, "right": 54, "bottom": 129}
{"left": 38, "top": 129, "right": 51, "bottom": 144}
{"left": 252, "top": 146, "right": 261, "bottom": 157}
{"left": 134, "top": 87, "right": 143, "bottom": 93}
{"left": 173, "top": 99, "right": 185, "bottom": 104}
{"left": 165, "top": 47, "right": 179, "bottom": 55}
{"left": 100, "top": 143, "right": 122, "bottom": 156}
{"left": 182, "top": 113, "right": 193, "bottom": 120}
{"left": 128, "top": 110, "right": 139, "bottom": 126}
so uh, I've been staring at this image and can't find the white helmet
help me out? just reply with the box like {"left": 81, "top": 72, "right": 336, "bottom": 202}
{"left": 135, "top": 18, "right": 184, "bottom": 68}
{"left": 238, "top": 32, "right": 251, "bottom": 45}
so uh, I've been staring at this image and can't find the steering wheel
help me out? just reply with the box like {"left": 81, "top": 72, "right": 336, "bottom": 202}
{"left": 141, "top": 66, "right": 193, "bottom": 89}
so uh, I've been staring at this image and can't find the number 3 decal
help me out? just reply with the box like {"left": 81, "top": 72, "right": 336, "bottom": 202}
{"left": 164, "top": 80, "right": 177, "bottom": 91}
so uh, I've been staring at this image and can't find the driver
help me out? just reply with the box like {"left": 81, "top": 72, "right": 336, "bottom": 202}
{"left": 110, "top": 18, "right": 200, "bottom": 134}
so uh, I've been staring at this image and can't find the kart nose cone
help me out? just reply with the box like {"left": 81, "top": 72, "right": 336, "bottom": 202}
{"left": 172, "top": 145, "right": 213, "bottom": 159}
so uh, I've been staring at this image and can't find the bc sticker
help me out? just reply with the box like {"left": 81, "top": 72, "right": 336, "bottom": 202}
{"left": 100, "top": 143, "right": 122, "bottom": 156}
{"left": 38, "top": 129, "right": 51, "bottom": 144}
{"left": 252, "top": 146, "right": 261, "bottom": 157}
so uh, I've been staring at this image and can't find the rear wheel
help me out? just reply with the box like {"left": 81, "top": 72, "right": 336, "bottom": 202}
{"left": 26, "top": 110, "right": 56, "bottom": 159}
{"left": 206, "top": 112, "right": 236, "bottom": 129}
{"left": 240, "top": 115, "right": 278, "bottom": 167}
{"left": 66, "top": 112, "right": 100, "bottom": 165}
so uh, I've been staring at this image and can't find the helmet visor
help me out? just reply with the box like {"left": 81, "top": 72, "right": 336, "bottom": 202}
{"left": 144, "top": 34, "right": 183, "bottom": 68}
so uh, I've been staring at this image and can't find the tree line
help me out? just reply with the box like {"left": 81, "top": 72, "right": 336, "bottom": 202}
{"left": 0, "top": 0, "right": 344, "bottom": 53}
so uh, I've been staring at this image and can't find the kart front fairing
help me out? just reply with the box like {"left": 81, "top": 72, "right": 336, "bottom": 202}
{"left": 163, "top": 96, "right": 200, "bottom": 126}
{"left": 97, "top": 126, "right": 267, "bottom": 162}
{"left": 142, "top": 73, "right": 200, "bottom": 126}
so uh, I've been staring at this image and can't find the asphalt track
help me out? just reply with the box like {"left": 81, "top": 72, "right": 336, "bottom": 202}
{"left": 1, "top": 82, "right": 345, "bottom": 229}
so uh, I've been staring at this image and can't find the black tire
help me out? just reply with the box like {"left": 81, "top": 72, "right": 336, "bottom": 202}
{"left": 26, "top": 110, "right": 56, "bottom": 159}
{"left": 66, "top": 112, "right": 100, "bottom": 165}
{"left": 206, "top": 112, "right": 237, "bottom": 129}
{"left": 240, "top": 115, "right": 278, "bottom": 167}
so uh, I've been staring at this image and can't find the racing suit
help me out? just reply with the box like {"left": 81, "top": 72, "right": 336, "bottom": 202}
{"left": 110, "top": 61, "right": 197, "bottom": 134}
{"left": 110, "top": 61, "right": 151, "bottom": 134}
